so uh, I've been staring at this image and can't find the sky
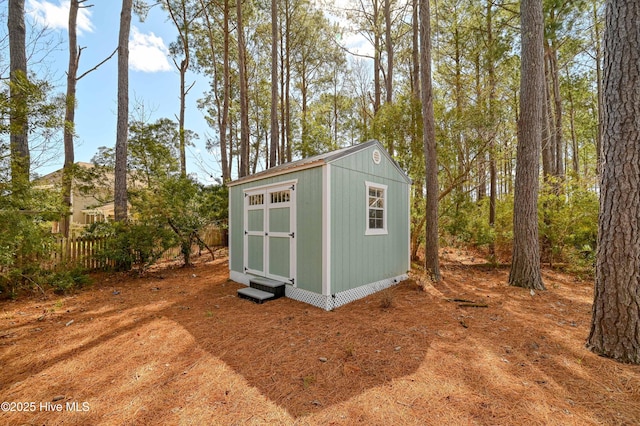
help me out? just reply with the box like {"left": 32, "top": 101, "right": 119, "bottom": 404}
{"left": 22, "top": 0, "right": 371, "bottom": 183}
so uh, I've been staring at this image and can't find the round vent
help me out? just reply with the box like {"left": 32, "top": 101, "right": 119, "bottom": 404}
{"left": 372, "top": 149, "right": 381, "bottom": 164}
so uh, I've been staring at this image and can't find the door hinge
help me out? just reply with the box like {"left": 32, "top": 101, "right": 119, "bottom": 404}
{"left": 289, "top": 232, "right": 295, "bottom": 238}
{"left": 244, "top": 230, "right": 248, "bottom": 235}
{"left": 290, "top": 184, "right": 295, "bottom": 191}
{"left": 290, "top": 278, "right": 295, "bottom": 285}
{"left": 244, "top": 192, "right": 248, "bottom": 197}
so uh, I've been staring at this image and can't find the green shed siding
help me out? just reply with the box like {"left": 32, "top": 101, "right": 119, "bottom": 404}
{"left": 229, "top": 186, "right": 244, "bottom": 273}
{"left": 330, "top": 146, "right": 410, "bottom": 294}
{"left": 229, "top": 168, "right": 324, "bottom": 293}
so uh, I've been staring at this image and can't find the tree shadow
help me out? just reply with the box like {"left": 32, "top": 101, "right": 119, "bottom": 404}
{"left": 1, "top": 260, "right": 639, "bottom": 424}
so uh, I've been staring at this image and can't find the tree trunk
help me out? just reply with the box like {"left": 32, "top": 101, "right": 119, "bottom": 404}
{"left": 541, "top": 54, "right": 554, "bottom": 179}
{"left": 8, "top": 0, "right": 30, "bottom": 196}
{"left": 61, "top": 0, "right": 80, "bottom": 238}
{"left": 509, "top": 0, "right": 544, "bottom": 290}
{"left": 411, "top": 0, "right": 419, "bottom": 99}
{"left": 201, "top": 0, "right": 229, "bottom": 182}
{"left": 373, "top": 0, "right": 381, "bottom": 114}
{"left": 237, "top": 0, "right": 249, "bottom": 177}
{"left": 420, "top": 0, "right": 440, "bottom": 282}
{"left": 115, "top": 0, "right": 132, "bottom": 221}
{"left": 164, "top": 0, "right": 193, "bottom": 177}
{"left": 270, "top": 0, "right": 278, "bottom": 168}
{"left": 222, "top": 0, "right": 231, "bottom": 180}
{"left": 486, "top": 0, "right": 497, "bottom": 247}
{"left": 587, "top": 0, "right": 640, "bottom": 365}
{"left": 593, "top": 0, "right": 603, "bottom": 173}
{"left": 285, "top": 0, "right": 292, "bottom": 163}
{"left": 566, "top": 67, "right": 579, "bottom": 175}
{"left": 279, "top": 1, "right": 287, "bottom": 164}
{"left": 300, "top": 59, "right": 308, "bottom": 153}
{"left": 384, "top": 0, "right": 393, "bottom": 105}
{"left": 178, "top": 62, "right": 188, "bottom": 177}
{"left": 548, "top": 41, "right": 564, "bottom": 179}
{"left": 474, "top": 50, "right": 485, "bottom": 201}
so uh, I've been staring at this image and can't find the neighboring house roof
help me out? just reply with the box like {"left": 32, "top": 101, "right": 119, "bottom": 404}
{"left": 34, "top": 162, "right": 94, "bottom": 184}
{"left": 227, "top": 140, "right": 411, "bottom": 187}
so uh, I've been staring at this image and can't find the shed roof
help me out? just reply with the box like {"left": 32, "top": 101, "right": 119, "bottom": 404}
{"left": 227, "top": 140, "right": 411, "bottom": 187}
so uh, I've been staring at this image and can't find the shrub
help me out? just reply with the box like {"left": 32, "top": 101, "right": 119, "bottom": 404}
{"left": 83, "top": 221, "right": 176, "bottom": 272}
{"left": 50, "top": 265, "right": 92, "bottom": 294}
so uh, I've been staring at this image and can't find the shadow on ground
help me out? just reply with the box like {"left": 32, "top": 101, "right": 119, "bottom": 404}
{"left": 1, "top": 257, "right": 639, "bottom": 425}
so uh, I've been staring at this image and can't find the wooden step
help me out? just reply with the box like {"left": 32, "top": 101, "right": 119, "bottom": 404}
{"left": 250, "top": 277, "right": 285, "bottom": 298}
{"left": 237, "top": 287, "right": 275, "bottom": 304}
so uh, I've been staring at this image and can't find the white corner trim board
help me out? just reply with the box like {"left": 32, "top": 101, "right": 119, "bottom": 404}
{"left": 286, "top": 274, "right": 408, "bottom": 310}
{"left": 230, "top": 270, "right": 250, "bottom": 286}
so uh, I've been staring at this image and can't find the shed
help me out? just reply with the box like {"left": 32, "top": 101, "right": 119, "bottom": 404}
{"left": 227, "top": 140, "right": 411, "bottom": 310}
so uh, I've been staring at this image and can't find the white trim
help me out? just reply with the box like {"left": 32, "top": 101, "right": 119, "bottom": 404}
{"left": 242, "top": 180, "right": 297, "bottom": 285}
{"left": 227, "top": 141, "right": 412, "bottom": 188}
{"left": 243, "top": 188, "right": 266, "bottom": 277}
{"left": 322, "top": 164, "right": 331, "bottom": 296}
{"left": 364, "top": 181, "right": 388, "bottom": 236}
{"left": 227, "top": 162, "right": 322, "bottom": 187}
{"left": 285, "top": 274, "right": 408, "bottom": 310}
{"left": 407, "top": 184, "right": 411, "bottom": 272}
{"left": 228, "top": 190, "right": 233, "bottom": 274}
{"left": 372, "top": 149, "right": 381, "bottom": 164}
{"left": 244, "top": 179, "right": 298, "bottom": 193}
{"left": 329, "top": 274, "right": 408, "bottom": 310}
{"left": 231, "top": 270, "right": 407, "bottom": 311}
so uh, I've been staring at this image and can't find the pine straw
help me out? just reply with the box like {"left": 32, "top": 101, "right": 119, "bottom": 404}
{"left": 1, "top": 252, "right": 639, "bottom": 425}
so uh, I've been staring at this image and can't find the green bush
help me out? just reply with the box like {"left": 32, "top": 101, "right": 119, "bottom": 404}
{"left": 0, "top": 191, "right": 60, "bottom": 298}
{"left": 437, "top": 177, "right": 597, "bottom": 269}
{"left": 539, "top": 178, "right": 598, "bottom": 268}
{"left": 83, "top": 221, "right": 177, "bottom": 272}
{"left": 50, "top": 265, "right": 92, "bottom": 295}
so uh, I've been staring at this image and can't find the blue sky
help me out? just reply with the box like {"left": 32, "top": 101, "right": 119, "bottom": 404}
{"left": 24, "top": 0, "right": 371, "bottom": 183}
{"left": 26, "top": 0, "right": 213, "bottom": 181}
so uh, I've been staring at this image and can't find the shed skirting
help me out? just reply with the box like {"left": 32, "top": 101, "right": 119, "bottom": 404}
{"left": 230, "top": 270, "right": 408, "bottom": 311}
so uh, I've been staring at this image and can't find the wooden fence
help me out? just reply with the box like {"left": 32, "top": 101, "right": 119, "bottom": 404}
{"left": 48, "top": 226, "right": 227, "bottom": 271}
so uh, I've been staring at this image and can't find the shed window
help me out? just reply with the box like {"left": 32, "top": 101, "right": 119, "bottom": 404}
{"left": 365, "top": 181, "right": 388, "bottom": 235}
{"left": 249, "top": 194, "right": 264, "bottom": 206}
{"left": 270, "top": 190, "right": 290, "bottom": 204}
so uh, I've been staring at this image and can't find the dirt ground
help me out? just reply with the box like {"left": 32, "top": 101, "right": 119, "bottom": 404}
{"left": 1, "top": 249, "right": 639, "bottom": 425}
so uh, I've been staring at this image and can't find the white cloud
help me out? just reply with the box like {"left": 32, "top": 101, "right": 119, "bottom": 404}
{"left": 129, "top": 27, "right": 172, "bottom": 73}
{"left": 27, "top": 0, "right": 94, "bottom": 35}
{"left": 343, "top": 32, "right": 374, "bottom": 58}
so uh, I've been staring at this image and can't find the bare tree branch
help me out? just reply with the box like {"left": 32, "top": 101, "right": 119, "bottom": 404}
{"left": 77, "top": 47, "right": 117, "bottom": 80}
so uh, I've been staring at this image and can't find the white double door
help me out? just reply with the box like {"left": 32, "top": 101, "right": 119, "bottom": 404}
{"left": 243, "top": 182, "right": 296, "bottom": 284}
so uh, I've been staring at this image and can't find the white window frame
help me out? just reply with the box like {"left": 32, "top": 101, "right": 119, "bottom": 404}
{"left": 365, "top": 181, "right": 388, "bottom": 235}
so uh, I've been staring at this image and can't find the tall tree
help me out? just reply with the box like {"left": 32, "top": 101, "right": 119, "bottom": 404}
{"left": 8, "top": 0, "right": 29, "bottom": 196}
{"left": 61, "top": 0, "right": 115, "bottom": 237}
{"left": 197, "top": 0, "right": 231, "bottom": 181}
{"left": 269, "top": 0, "right": 278, "bottom": 167}
{"left": 115, "top": 0, "right": 133, "bottom": 221}
{"left": 509, "top": 0, "right": 544, "bottom": 290}
{"left": 60, "top": 0, "right": 81, "bottom": 238}
{"left": 591, "top": 0, "right": 603, "bottom": 171}
{"left": 236, "top": 0, "right": 249, "bottom": 177}
{"left": 347, "top": 0, "right": 383, "bottom": 113}
{"left": 420, "top": 0, "right": 440, "bottom": 282}
{"left": 384, "top": 0, "right": 393, "bottom": 105}
{"left": 586, "top": 0, "right": 640, "bottom": 364}
{"left": 163, "top": 0, "right": 200, "bottom": 177}
{"left": 485, "top": 0, "right": 498, "bottom": 251}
